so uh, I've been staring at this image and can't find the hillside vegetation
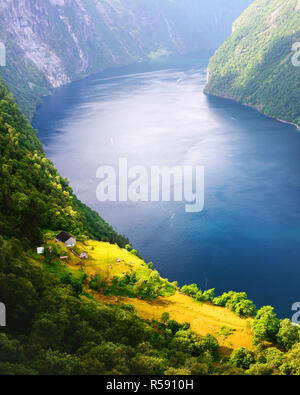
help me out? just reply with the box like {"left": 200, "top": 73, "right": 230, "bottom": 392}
{"left": 2, "top": 232, "right": 300, "bottom": 375}
{"left": 205, "top": 0, "right": 300, "bottom": 128}
{"left": 0, "top": 77, "right": 128, "bottom": 247}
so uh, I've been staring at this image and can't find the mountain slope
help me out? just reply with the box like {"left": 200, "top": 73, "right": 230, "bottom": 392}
{"left": 0, "top": 77, "right": 128, "bottom": 246}
{"left": 205, "top": 0, "right": 300, "bottom": 128}
{"left": 0, "top": 0, "right": 252, "bottom": 119}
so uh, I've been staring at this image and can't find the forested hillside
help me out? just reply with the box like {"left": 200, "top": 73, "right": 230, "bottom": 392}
{"left": 0, "top": 77, "right": 128, "bottom": 247}
{"left": 0, "top": 0, "right": 251, "bottom": 119}
{"left": 205, "top": 0, "right": 300, "bottom": 128}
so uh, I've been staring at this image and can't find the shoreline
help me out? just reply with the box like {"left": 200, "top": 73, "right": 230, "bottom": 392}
{"left": 204, "top": 90, "right": 300, "bottom": 131}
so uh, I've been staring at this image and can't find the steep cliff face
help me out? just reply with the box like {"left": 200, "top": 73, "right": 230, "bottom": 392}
{"left": 205, "top": 0, "right": 300, "bottom": 129}
{"left": 0, "top": 0, "right": 252, "bottom": 119}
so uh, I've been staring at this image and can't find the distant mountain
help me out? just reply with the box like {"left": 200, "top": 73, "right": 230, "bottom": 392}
{"left": 0, "top": 0, "right": 251, "bottom": 119}
{"left": 205, "top": 0, "right": 300, "bottom": 129}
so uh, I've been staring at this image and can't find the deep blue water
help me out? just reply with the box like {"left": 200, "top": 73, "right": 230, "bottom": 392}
{"left": 33, "top": 56, "right": 300, "bottom": 318}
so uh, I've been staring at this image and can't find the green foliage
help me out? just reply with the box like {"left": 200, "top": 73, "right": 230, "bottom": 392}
{"left": 213, "top": 291, "right": 256, "bottom": 317}
{"left": 230, "top": 348, "right": 255, "bottom": 370}
{"left": 89, "top": 275, "right": 107, "bottom": 292}
{"left": 252, "top": 306, "right": 280, "bottom": 346}
{"left": 203, "top": 288, "right": 215, "bottom": 301}
{"left": 276, "top": 319, "right": 300, "bottom": 351}
{"left": 106, "top": 269, "right": 176, "bottom": 300}
{"left": 205, "top": 0, "right": 300, "bottom": 128}
{"left": 181, "top": 284, "right": 199, "bottom": 297}
{"left": 256, "top": 347, "right": 285, "bottom": 370}
{"left": 0, "top": 238, "right": 223, "bottom": 375}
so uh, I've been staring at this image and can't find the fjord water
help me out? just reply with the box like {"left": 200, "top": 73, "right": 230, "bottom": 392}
{"left": 33, "top": 57, "right": 300, "bottom": 318}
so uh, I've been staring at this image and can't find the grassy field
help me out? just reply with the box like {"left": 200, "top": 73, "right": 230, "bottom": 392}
{"left": 66, "top": 240, "right": 149, "bottom": 280}
{"left": 44, "top": 237, "right": 253, "bottom": 353}
{"left": 96, "top": 292, "right": 253, "bottom": 353}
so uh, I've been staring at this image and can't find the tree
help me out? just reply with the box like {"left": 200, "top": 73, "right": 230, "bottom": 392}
{"left": 256, "top": 347, "right": 285, "bottom": 370}
{"left": 252, "top": 306, "right": 280, "bottom": 345}
{"left": 230, "top": 348, "right": 255, "bottom": 370}
{"left": 181, "top": 284, "right": 198, "bottom": 297}
{"left": 195, "top": 290, "right": 205, "bottom": 302}
{"left": 203, "top": 288, "right": 215, "bottom": 301}
{"left": 130, "top": 355, "right": 167, "bottom": 375}
{"left": 276, "top": 319, "right": 300, "bottom": 351}
{"left": 234, "top": 299, "right": 256, "bottom": 317}
{"left": 213, "top": 291, "right": 256, "bottom": 317}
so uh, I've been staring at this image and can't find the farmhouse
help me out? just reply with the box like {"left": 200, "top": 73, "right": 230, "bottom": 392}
{"left": 55, "top": 231, "right": 76, "bottom": 247}
{"left": 79, "top": 252, "right": 89, "bottom": 259}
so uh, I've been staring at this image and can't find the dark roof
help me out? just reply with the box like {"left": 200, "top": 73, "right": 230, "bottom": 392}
{"left": 56, "top": 231, "right": 73, "bottom": 243}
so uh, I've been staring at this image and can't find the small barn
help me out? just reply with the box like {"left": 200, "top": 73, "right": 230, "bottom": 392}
{"left": 79, "top": 252, "right": 89, "bottom": 259}
{"left": 55, "top": 231, "right": 76, "bottom": 247}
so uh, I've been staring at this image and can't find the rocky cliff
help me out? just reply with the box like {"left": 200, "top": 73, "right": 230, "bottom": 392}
{"left": 0, "top": 0, "right": 252, "bottom": 119}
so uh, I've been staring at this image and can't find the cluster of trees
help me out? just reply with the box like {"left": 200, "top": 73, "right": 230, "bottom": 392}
{"left": 181, "top": 284, "right": 215, "bottom": 303}
{"left": 213, "top": 291, "right": 257, "bottom": 318}
{"left": 180, "top": 284, "right": 214, "bottom": 306}
{"left": 104, "top": 268, "right": 177, "bottom": 300}
{"left": 180, "top": 285, "right": 256, "bottom": 318}
{"left": 228, "top": 307, "right": 300, "bottom": 375}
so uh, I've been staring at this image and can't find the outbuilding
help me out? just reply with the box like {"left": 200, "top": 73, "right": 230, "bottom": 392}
{"left": 55, "top": 231, "right": 76, "bottom": 247}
